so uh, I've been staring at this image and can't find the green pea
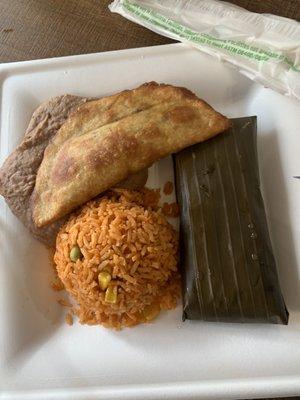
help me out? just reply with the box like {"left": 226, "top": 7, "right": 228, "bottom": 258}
{"left": 70, "top": 245, "right": 82, "bottom": 262}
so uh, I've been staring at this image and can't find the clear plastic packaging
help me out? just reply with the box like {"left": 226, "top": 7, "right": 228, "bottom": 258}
{"left": 110, "top": 0, "right": 300, "bottom": 100}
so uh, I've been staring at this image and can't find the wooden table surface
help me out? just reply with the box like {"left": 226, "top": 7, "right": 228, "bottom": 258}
{"left": 0, "top": 1, "right": 299, "bottom": 399}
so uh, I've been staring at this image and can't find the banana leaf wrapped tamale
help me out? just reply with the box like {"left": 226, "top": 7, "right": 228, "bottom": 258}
{"left": 174, "top": 117, "right": 288, "bottom": 324}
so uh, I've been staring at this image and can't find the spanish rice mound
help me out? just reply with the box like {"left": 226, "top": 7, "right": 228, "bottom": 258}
{"left": 54, "top": 189, "right": 180, "bottom": 329}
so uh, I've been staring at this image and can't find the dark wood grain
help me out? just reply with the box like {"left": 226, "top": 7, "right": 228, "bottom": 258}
{"left": 0, "top": 0, "right": 172, "bottom": 63}
{"left": 0, "top": 0, "right": 299, "bottom": 63}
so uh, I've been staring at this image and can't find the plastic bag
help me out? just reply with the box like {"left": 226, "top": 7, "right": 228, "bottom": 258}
{"left": 109, "top": 0, "right": 300, "bottom": 100}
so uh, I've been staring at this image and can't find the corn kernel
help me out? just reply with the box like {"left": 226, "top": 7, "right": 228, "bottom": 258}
{"left": 98, "top": 271, "right": 111, "bottom": 291}
{"left": 142, "top": 303, "right": 160, "bottom": 321}
{"left": 105, "top": 285, "right": 118, "bottom": 304}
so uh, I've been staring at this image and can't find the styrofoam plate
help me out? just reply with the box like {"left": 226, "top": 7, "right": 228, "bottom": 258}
{"left": 1, "top": 43, "right": 300, "bottom": 400}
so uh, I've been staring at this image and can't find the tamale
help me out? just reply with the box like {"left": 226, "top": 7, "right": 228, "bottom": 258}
{"left": 174, "top": 117, "right": 288, "bottom": 324}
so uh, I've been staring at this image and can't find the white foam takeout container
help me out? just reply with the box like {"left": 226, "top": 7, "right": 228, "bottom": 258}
{"left": 0, "top": 43, "right": 300, "bottom": 400}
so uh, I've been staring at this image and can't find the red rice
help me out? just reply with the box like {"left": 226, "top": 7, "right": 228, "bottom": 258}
{"left": 54, "top": 189, "right": 180, "bottom": 330}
